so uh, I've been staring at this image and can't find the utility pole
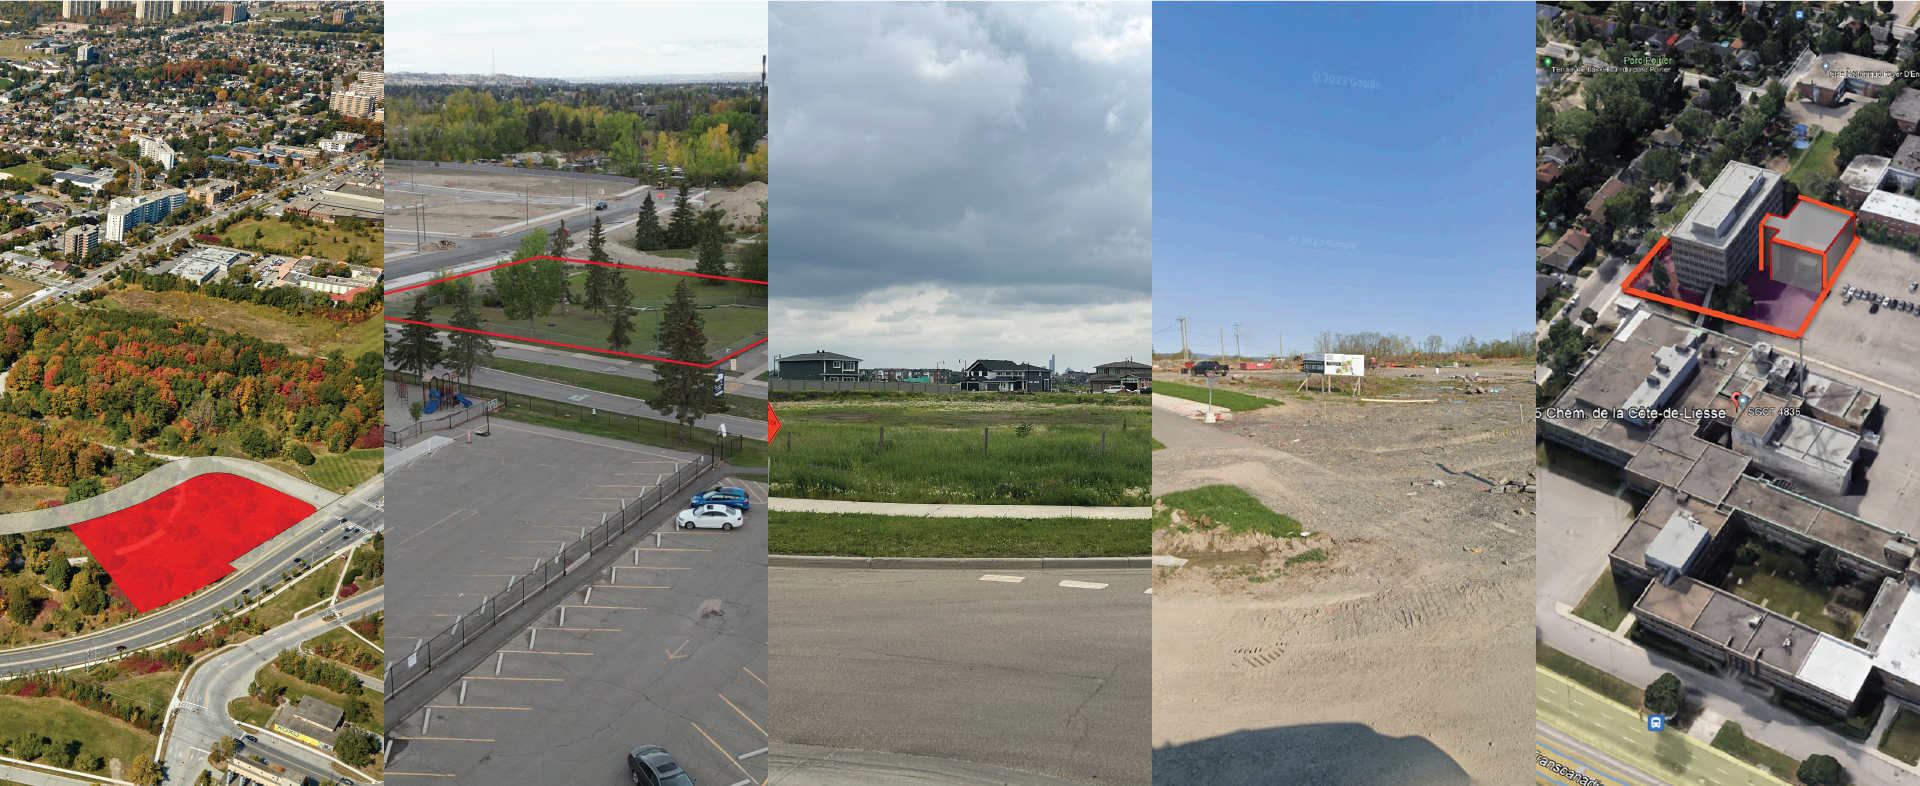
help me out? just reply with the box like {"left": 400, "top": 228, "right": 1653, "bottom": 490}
{"left": 1220, "top": 329, "right": 1226, "bottom": 361}
{"left": 1178, "top": 317, "right": 1189, "bottom": 360}
{"left": 1234, "top": 323, "right": 1242, "bottom": 362}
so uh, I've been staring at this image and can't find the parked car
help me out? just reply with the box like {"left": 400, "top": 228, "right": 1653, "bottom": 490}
{"left": 629, "top": 745, "right": 695, "bottom": 786}
{"left": 1182, "top": 360, "right": 1227, "bottom": 375}
{"left": 595, "top": 201, "right": 609, "bottom": 210}
{"left": 677, "top": 504, "right": 744, "bottom": 531}
{"left": 690, "top": 487, "right": 751, "bottom": 511}
{"left": 1101, "top": 386, "right": 1126, "bottom": 394}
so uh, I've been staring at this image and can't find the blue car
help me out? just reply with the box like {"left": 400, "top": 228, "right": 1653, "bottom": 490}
{"left": 690, "top": 486, "right": 751, "bottom": 511}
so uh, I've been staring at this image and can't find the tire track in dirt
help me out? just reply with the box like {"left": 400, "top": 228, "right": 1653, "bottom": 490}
{"left": 1227, "top": 575, "right": 1530, "bottom": 669}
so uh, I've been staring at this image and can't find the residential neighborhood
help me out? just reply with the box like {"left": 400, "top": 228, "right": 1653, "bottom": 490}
{"left": 773, "top": 351, "right": 1153, "bottom": 393}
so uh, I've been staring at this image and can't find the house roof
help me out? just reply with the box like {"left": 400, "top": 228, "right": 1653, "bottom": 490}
{"left": 968, "top": 359, "right": 1050, "bottom": 372}
{"left": 1098, "top": 360, "right": 1151, "bottom": 371}
{"left": 781, "top": 351, "right": 861, "bottom": 363}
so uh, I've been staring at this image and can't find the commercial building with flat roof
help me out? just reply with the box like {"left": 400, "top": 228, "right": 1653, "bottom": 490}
{"left": 1667, "top": 162, "right": 1783, "bottom": 291}
{"left": 1761, "top": 198, "right": 1854, "bottom": 293}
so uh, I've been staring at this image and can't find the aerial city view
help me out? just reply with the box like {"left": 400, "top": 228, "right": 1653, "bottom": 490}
{"left": 1536, "top": 2, "right": 1920, "bottom": 784}
{"left": 378, "top": 3, "right": 767, "bottom": 785}
{"left": 0, "top": 2, "right": 388, "bottom": 786}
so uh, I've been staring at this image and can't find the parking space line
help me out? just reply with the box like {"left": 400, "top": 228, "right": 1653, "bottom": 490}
{"left": 533, "top": 627, "right": 622, "bottom": 632}
{"left": 592, "top": 584, "right": 671, "bottom": 589}
{"left": 1059, "top": 580, "right": 1110, "bottom": 589}
{"left": 979, "top": 575, "right": 1025, "bottom": 583}
{"left": 405, "top": 737, "right": 496, "bottom": 742}
{"left": 463, "top": 676, "right": 566, "bottom": 681}
{"left": 496, "top": 650, "right": 595, "bottom": 656}
{"left": 385, "top": 772, "right": 457, "bottom": 777}
{"left": 719, "top": 693, "right": 765, "bottom": 737}
{"left": 693, "top": 722, "right": 762, "bottom": 785}
{"left": 560, "top": 604, "right": 647, "bottom": 610}
{"left": 428, "top": 705, "right": 533, "bottom": 711}
{"left": 635, "top": 547, "right": 713, "bottom": 551}
{"left": 743, "top": 666, "right": 765, "bottom": 686}
{"left": 397, "top": 508, "right": 477, "bottom": 547}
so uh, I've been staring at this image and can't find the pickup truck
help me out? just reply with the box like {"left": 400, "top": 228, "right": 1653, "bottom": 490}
{"left": 1182, "top": 360, "right": 1228, "bottom": 375}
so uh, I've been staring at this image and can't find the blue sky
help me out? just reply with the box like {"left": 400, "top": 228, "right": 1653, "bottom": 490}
{"left": 386, "top": 1, "right": 765, "bottom": 80}
{"left": 1153, "top": 2, "right": 1534, "bottom": 358}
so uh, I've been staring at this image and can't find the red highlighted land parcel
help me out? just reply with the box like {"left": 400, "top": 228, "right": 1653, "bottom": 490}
{"left": 1622, "top": 196, "right": 1857, "bottom": 339}
{"left": 70, "top": 473, "right": 317, "bottom": 612}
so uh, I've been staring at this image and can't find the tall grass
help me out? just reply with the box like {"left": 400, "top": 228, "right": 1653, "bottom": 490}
{"left": 772, "top": 403, "right": 1150, "bottom": 506}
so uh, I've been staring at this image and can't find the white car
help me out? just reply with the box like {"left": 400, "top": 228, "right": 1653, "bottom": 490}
{"left": 677, "top": 504, "right": 744, "bottom": 531}
{"left": 1102, "top": 386, "right": 1126, "bottom": 394}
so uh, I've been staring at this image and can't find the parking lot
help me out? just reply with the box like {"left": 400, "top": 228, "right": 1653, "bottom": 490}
{"left": 384, "top": 420, "right": 768, "bottom": 785}
{"left": 1802, "top": 240, "right": 1920, "bottom": 395}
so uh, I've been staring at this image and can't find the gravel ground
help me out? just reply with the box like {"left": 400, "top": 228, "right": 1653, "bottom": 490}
{"left": 1151, "top": 366, "right": 1536, "bottom": 785}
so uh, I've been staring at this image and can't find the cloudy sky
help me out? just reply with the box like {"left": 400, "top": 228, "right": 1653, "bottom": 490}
{"left": 386, "top": 1, "right": 766, "bottom": 80}
{"left": 770, "top": 2, "right": 1151, "bottom": 373}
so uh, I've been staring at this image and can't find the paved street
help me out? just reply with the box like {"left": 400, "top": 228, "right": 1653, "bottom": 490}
{"left": 0, "top": 478, "right": 385, "bottom": 674}
{"left": 384, "top": 175, "right": 691, "bottom": 281}
{"left": 769, "top": 567, "right": 1150, "bottom": 785}
{"left": 1538, "top": 668, "right": 1788, "bottom": 786}
{"left": 162, "top": 588, "right": 387, "bottom": 786}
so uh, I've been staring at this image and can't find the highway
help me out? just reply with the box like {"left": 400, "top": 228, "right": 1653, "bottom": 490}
{"left": 162, "top": 588, "right": 386, "bottom": 786}
{"left": 0, "top": 477, "right": 385, "bottom": 675}
{"left": 11, "top": 152, "right": 375, "bottom": 316}
{"left": 383, "top": 174, "right": 707, "bottom": 281}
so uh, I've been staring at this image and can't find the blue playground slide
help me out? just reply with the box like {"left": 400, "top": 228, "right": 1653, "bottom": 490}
{"left": 455, "top": 393, "right": 475, "bottom": 408}
{"left": 423, "top": 389, "right": 442, "bottom": 414}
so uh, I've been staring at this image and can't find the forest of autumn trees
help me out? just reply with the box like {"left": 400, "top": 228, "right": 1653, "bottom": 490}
{"left": 0, "top": 311, "right": 384, "bottom": 463}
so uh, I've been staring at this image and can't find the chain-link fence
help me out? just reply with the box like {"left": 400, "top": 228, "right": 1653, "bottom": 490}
{"left": 385, "top": 441, "right": 728, "bottom": 699}
{"left": 385, "top": 397, "right": 500, "bottom": 446}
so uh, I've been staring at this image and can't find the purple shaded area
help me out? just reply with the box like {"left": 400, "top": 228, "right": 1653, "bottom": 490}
{"left": 1629, "top": 253, "right": 1824, "bottom": 332}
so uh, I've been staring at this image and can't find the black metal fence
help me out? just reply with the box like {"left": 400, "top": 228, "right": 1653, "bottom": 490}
{"left": 385, "top": 397, "right": 500, "bottom": 446}
{"left": 387, "top": 371, "right": 760, "bottom": 449}
{"left": 384, "top": 441, "right": 726, "bottom": 698}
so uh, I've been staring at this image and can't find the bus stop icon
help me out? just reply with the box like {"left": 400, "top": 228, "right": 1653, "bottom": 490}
{"left": 1647, "top": 715, "right": 1666, "bottom": 732}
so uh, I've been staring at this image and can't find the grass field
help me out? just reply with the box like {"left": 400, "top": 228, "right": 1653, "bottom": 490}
{"left": 0, "top": 39, "right": 33, "bottom": 62}
{"left": 1788, "top": 132, "right": 1839, "bottom": 192}
{"left": 1153, "top": 485, "right": 1303, "bottom": 538}
{"left": 1152, "top": 380, "right": 1280, "bottom": 411}
{"left": 307, "top": 626, "right": 382, "bottom": 677}
{"left": 1712, "top": 721, "right": 1801, "bottom": 779}
{"left": 768, "top": 511, "right": 1149, "bottom": 557}
{"left": 563, "top": 265, "right": 760, "bottom": 302}
{"left": 301, "top": 448, "right": 383, "bottom": 492}
{"left": 253, "top": 557, "right": 347, "bottom": 630}
{"left": 1536, "top": 642, "right": 1644, "bottom": 709}
{"left": 419, "top": 294, "right": 764, "bottom": 358}
{"left": 0, "top": 161, "right": 47, "bottom": 184}
{"left": 1724, "top": 547, "right": 1861, "bottom": 640}
{"left": 770, "top": 397, "right": 1151, "bottom": 506}
{"left": 0, "top": 273, "right": 44, "bottom": 306}
{"left": 0, "top": 694, "right": 155, "bottom": 776}
{"left": 484, "top": 356, "right": 766, "bottom": 419}
{"left": 1881, "top": 707, "right": 1920, "bottom": 765}
{"left": 221, "top": 217, "right": 381, "bottom": 267}
{"left": 107, "top": 287, "right": 382, "bottom": 358}
{"left": 1573, "top": 570, "right": 1631, "bottom": 632}
{"left": 111, "top": 671, "right": 184, "bottom": 716}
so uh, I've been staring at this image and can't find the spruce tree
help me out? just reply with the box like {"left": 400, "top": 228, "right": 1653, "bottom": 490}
{"left": 646, "top": 280, "right": 727, "bottom": 440}
{"left": 695, "top": 208, "right": 728, "bottom": 283}
{"left": 549, "top": 219, "right": 575, "bottom": 312}
{"left": 633, "top": 192, "right": 666, "bottom": 251}
{"left": 445, "top": 281, "right": 494, "bottom": 383}
{"left": 606, "top": 268, "right": 635, "bottom": 353}
{"left": 391, "top": 295, "right": 445, "bottom": 383}
{"left": 583, "top": 216, "right": 614, "bottom": 320}
{"left": 665, "top": 182, "right": 697, "bottom": 249}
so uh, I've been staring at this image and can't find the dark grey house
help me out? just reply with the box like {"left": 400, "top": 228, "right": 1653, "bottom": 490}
{"left": 778, "top": 351, "right": 862, "bottom": 382}
{"left": 961, "top": 359, "right": 1053, "bottom": 392}
{"left": 1089, "top": 359, "right": 1151, "bottom": 391}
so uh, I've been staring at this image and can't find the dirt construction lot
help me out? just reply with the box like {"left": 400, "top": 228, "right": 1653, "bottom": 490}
{"left": 1151, "top": 365, "right": 1536, "bottom": 785}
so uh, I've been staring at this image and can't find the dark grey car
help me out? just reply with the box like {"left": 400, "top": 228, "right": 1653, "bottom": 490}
{"left": 628, "top": 745, "right": 694, "bottom": 786}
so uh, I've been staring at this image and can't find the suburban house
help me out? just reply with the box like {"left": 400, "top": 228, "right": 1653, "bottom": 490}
{"left": 962, "top": 360, "right": 1054, "bottom": 393}
{"left": 778, "top": 351, "right": 862, "bottom": 382}
{"left": 1539, "top": 228, "right": 1593, "bottom": 274}
{"left": 1582, "top": 177, "right": 1630, "bottom": 229}
{"left": 1089, "top": 359, "right": 1151, "bottom": 392}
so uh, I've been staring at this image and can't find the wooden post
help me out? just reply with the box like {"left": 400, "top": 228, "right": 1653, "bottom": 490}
{"left": 984, "top": 427, "right": 989, "bottom": 458}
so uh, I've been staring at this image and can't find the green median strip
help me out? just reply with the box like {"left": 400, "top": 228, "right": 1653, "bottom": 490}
{"left": 769, "top": 511, "right": 1148, "bottom": 558}
{"left": 1151, "top": 380, "right": 1280, "bottom": 411}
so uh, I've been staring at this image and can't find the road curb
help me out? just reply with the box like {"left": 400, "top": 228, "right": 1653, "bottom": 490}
{"left": 769, "top": 555, "right": 1152, "bottom": 569}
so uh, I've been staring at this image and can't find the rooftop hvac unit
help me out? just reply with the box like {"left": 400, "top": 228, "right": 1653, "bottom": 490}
{"left": 1748, "top": 616, "right": 1763, "bottom": 628}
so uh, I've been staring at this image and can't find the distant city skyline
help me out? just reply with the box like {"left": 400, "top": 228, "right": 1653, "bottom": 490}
{"left": 1154, "top": 3, "right": 1534, "bottom": 358}
{"left": 386, "top": 1, "right": 766, "bottom": 80}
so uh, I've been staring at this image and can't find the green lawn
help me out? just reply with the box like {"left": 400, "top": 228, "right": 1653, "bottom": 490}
{"left": 563, "top": 265, "right": 760, "bottom": 302}
{"left": 1881, "top": 707, "right": 1920, "bottom": 765}
{"left": 0, "top": 39, "right": 32, "bottom": 62}
{"left": 307, "top": 626, "right": 382, "bottom": 677}
{"left": 768, "top": 511, "right": 1149, "bottom": 558}
{"left": 251, "top": 661, "right": 384, "bottom": 733}
{"left": 111, "top": 671, "right": 184, "bottom": 716}
{"left": 1152, "top": 438, "right": 1166, "bottom": 450}
{"left": 227, "top": 696, "right": 272, "bottom": 728}
{"left": 1724, "top": 547, "right": 1859, "bottom": 640}
{"left": 302, "top": 448, "right": 383, "bottom": 492}
{"left": 0, "top": 161, "right": 48, "bottom": 184}
{"left": 1537, "top": 642, "right": 1644, "bottom": 709}
{"left": 419, "top": 298, "right": 764, "bottom": 357}
{"left": 483, "top": 356, "right": 765, "bottom": 420}
{"left": 1153, "top": 484, "right": 1303, "bottom": 538}
{"left": 1152, "top": 380, "right": 1280, "bottom": 412}
{"left": 770, "top": 398, "right": 1150, "bottom": 506}
{"left": 252, "top": 556, "right": 348, "bottom": 629}
{"left": 1787, "top": 132, "right": 1839, "bottom": 192}
{"left": 221, "top": 216, "right": 380, "bottom": 266}
{"left": 0, "top": 695, "right": 154, "bottom": 777}
{"left": 1712, "top": 721, "right": 1802, "bottom": 779}
{"left": 1573, "top": 570, "right": 1632, "bottom": 632}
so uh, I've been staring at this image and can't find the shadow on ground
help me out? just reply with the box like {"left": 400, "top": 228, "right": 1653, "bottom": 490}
{"left": 1153, "top": 724, "right": 1471, "bottom": 786}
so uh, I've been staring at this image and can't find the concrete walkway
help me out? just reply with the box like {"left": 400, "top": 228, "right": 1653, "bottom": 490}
{"left": 0, "top": 456, "right": 339, "bottom": 535}
{"left": 1150, "top": 392, "right": 1231, "bottom": 421}
{"left": 768, "top": 497, "right": 1152, "bottom": 520}
{"left": 768, "top": 745, "right": 1094, "bottom": 786}
{"left": 0, "top": 761, "right": 108, "bottom": 786}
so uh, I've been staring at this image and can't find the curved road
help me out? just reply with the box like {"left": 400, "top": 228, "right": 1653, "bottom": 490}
{"left": 384, "top": 172, "right": 682, "bottom": 281}
{"left": 163, "top": 587, "right": 386, "bottom": 786}
{"left": 0, "top": 478, "right": 385, "bottom": 675}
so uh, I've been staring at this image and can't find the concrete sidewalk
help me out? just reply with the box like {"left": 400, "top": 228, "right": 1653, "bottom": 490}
{"left": 1151, "top": 392, "right": 1232, "bottom": 421}
{"left": 768, "top": 497, "right": 1152, "bottom": 519}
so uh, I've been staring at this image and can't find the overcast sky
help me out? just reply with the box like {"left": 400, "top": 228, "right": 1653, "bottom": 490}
{"left": 769, "top": 2, "right": 1151, "bottom": 373}
{"left": 386, "top": 1, "right": 766, "bottom": 80}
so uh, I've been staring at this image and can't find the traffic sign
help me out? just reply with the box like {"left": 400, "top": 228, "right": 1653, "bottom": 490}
{"left": 1646, "top": 714, "right": 1666, "bottom": 732}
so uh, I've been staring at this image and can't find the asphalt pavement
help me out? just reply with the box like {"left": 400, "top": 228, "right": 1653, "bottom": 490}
{"left": 769, "top": 567, "right": 1150, "bottom": 785}
{"left": 162, "top": 588, "right": 387, "bottom": 786}
{"left": 383, "top": 418, "right": 765, "bottom": 785}
{"left": 384, "top": 177, "right": 670, "bottom": 281}
{"left": 0, "top": 478, "right": 385, "bottom": 674}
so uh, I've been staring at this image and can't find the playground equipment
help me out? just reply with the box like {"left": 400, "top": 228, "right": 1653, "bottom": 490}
{"left": 419, "top": 375, "right": 477, "bottom": 416}
{"left": 423, "top": 389, "right": 442, "bottom": 414}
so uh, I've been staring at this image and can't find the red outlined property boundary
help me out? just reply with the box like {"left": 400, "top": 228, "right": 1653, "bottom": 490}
{"left": 1621, "top": 196, "right": 1858, "bottom": 340}
{"left": 386, "top": 255, "right": 768, "bottom": 368}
